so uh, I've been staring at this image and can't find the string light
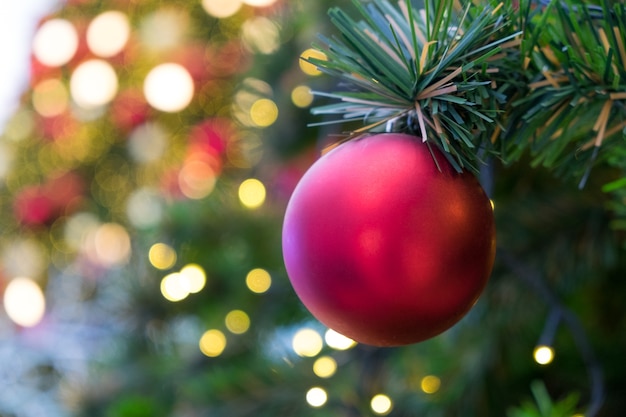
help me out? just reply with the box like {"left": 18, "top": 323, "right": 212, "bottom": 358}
{"left": 245, "top": 268, "right": 272, "bottom": 293}
{"left": 533, "top": 345, "right": 555, "bottom": 365}
{"left": 324, "top": 329, "right": 357, "bottom": 350}
{"left": 299, "top": 49, "right": 327, "bottom": 76}
{"left": 238, "top": 178, "right": 266, "bottom": 209}
{"left": 225, "top": 310, "right": 251, "bottom": 334}
{"left": 143, "top": 63, "right": 194, "bottom": 112}
{"left": 370, "top": 394, "right": 393, "bottom": 415}
{"left": 312, "top": 356, "right": 337, "bottom": 378}
{"left": 32, "top": 19, "right": 78, "bottom": 67}
{"left": 291, "top": 85, "right": 314, "bottom": 108}
{"left": 249, "top": 98, "right": 278, "bottom": 127}
{"left": 534, "top": 310, "right": 560, "bottom": 366}
{"left": 70, "top": 60, "right": 119, "bottom": 109}
{"left": 149, "top": 243, "right": 177, "bottom": 270}
{"left": 292, "top": 328, "right": 323, "bottom": 357}
{"left": 201, "top": 0, "right": 243, "bottom": 18}
{"left": 199, "top": 329, "right": 227, "bottom": 357}
{"left": 305, "top": 387, "right": 328, "bottom": 408}
{"left": 86, "top": 11, "right": 130, "bottom": 57}
{"left": 420, "top": 375, "right": 441, "bottom": 394}
{"left": 3, "top": 277, "right": 46, "bottom": 327}
{"left": 180, "top": 264, "right": 207, "bottom": 294}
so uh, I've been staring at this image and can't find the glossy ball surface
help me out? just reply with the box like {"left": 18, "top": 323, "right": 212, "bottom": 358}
{"left": 282, "top": 133, "right": 496, "bottom": 346}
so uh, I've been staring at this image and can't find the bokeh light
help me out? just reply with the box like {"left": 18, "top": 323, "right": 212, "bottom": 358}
{"left": 533, "top": 345, "right": 555, "bottom": 365}
{"left": 2, "top": 239, "right": 47, "bottom": 281}
{"left": 126, "top": 188, "right": 165, "bottom": 229}
{"left": 180, "top": 264, "right": 207, "bottom": 294}
{"left": 87, "top": 11, "right": 131, "bottom": 57}
{"left": 225, "top": 310, "right": 251, "bottom": 334}
{"left": 92, "top": 223, "right": 131, "bottom": 266}
{"left": 421, "top": 375, "right": 441, "bottom": 394}
{"left": 305, "top": 387, "right": 328, "bottom": 408}
{"left": 199, "top": 329, "right": 227, "bottom": 357}
{"left": 242, "top": 0, "right": 278, "bottom": 6}
{"left": 202, "top": 0, "right": 243, "bottom": 18}
{"left": 242, "top": 17, "right": 281, "bottom": 54}
{"left": 70, "top": 60, "right": 119, "bottom": 109}
{"left": 238, "top": 178, "right": 266, "bottom": 209}
{"left": 245, "top": 268, "right": 272, "bottom": 293}
{"left": 292, "top": 328, "right": 324, "bottom": 357}
{"left": 32, "top": 79, "right": 69, "bottom": 117}
{"left": 371, "top": 394, "right": 393, "bottom": 415}
{"left": 143, "top": 63, "right": 194, "bottom": 112}
{"left": 139, "top": 8, "right": 188, "bottom": 51}
{"left": 324, "top": 329, "right": 357, "bottom": 350}
{"left": 313, "top": 356, "right": 337, "bottom": 378}
{"left": 128, "top": 122, "right": 168, "bottom": 163}
{"left": 291, "top": 85, "right": 314, "bottom": 108}
{"left": 160, "top": 273, "right": 189, "bottom": 302}
{"left": 299, "top": 49, "right": 327, "bottom": 76}
{"left": 149, "top": 243, "right": 177, "bottom": 270}
{"left": 178, "top": 160, "right": 217, "bottom": 200}
{"left": 3, "top": 277, "right": 46, "bottom": 327}
{"left": 32, "top": 19, "right": 78, "bottom": 67}
{"left": 250, "top": 98, "right": 278, "bottom": 127}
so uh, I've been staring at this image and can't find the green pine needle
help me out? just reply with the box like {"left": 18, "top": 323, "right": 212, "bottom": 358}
{"left": 306, "top": 0, "right": 521, "bottom": 173}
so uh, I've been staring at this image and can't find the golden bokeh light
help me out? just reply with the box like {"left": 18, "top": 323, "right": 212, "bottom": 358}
{"left": 238, "top": 178, "right": 266, "bottom": 209}
{"left": 199, "top": 329, "right": 227, "bottom": 357}
{"left": 160, "top": 273, "right": 189, "bottom": 302}
{"left": 305, "top": 387, "right": 328, "bottom": 408}
{"left": 245, "top": 268, "right": 272, "bottom": 294}
{"left": 201, "top": 0, "right": 243, "bottom": 18}
{"left": 180, "top": 264, "right": 207, "bottom": 294}
{"left": 291, "top": 85, "right": 314, "bottom": 108}
{"left": 87, "top": 11, "right": 131, "bottom": 57}
{"left": 421, "top": 375, "right": 441, "bottom": 394}
{"left": 143, "top": 63, "right": 194, "bottom": 112}
{"left": 148, "top": 243, "right": 177, "bottom": 270}
{"left": 292, "top": 328, "right": 324, "bottom": 357}
{"left": 299, "top": 49, "right": 327, "bottom": 76}
{"left": 32, "top": 79, "right": 69, "bottom": 117}
{"left": 533, "top": 345, "right": 555, "bottom": 365}
{"left": 324, "top": 329, "right": 357, "bottom": 350}
{"left": 70, "top": 59, "right": 119, "bottom": 109}
{"left": 225, "top": 310, "right": 251, "bottom": 334}
{"left": 33, "top": 19, "right": 78, "bottom": 67}
{"left": 3, "top": 277, "right": 46, "bottom": 327}
{"left": 250, "top": 98, "right": 278, "bottom": 127}
{"left": 313, "top": 356, "right": 337, "bottom": 379}
{"left": 371, "top": 394, "right": 393, "bottom": 415}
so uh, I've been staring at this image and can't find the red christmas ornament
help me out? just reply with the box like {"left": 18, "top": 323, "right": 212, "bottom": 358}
{"left": 282, "top": 133, "right": 496, "bottom": 346}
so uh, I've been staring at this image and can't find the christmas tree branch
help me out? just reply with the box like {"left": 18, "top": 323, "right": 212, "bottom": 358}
{"left": 499, "top": 249, "right": 605, "bottom": 417}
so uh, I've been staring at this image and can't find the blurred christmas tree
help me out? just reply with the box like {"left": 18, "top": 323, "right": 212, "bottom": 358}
{"left": 0, "top": 0, "right": 624, "bottom": 417}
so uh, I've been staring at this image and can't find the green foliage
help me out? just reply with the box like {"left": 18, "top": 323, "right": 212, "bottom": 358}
{"left": 308, "top": 0, "right": 521, "bottom": 172}
{"left": 507, "top": 381, "right": 580, "bottom": 417}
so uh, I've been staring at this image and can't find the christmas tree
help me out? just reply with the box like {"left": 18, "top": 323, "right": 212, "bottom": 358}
{"left": 0, "top": 0, "right": 624, "bottom": 416}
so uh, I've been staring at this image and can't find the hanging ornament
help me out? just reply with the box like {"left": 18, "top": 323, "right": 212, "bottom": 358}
{"left": 281, "top": 0, "right": 518, "bottom": 345}
{"left": 283, "top": 133, "right": 495, "bottom": 346}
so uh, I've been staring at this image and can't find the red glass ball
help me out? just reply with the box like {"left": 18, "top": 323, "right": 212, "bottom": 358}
{"left": 282, "top": 133, "right": 496, "bottom": 346}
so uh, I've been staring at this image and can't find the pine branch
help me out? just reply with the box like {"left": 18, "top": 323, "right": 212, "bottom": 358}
{"left": 306, "top": 0, "right": 521, "bottom": 173}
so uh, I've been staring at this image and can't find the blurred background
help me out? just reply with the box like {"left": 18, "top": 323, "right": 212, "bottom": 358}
{"left": 0, "top": 0, "right": 624, "bottom": 416}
